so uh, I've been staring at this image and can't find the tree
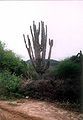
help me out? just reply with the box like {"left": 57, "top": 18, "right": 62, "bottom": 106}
{"left": 23, "top": 21, "right": 53, "bottom": 78}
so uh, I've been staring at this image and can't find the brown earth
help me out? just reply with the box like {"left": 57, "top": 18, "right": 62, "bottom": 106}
{"left": 0, "top": 99, "right": 82, "bottom": 120}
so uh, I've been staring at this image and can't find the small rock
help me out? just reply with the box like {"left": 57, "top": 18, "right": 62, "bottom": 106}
{"left": 25, "top": 96, "right": 29, "bottom": 99}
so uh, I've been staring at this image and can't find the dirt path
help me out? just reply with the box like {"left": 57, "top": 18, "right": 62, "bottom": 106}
{"left": 0, "top": 109, "right": 28, "bottom": 120}
{"left": 0, "top": 99, "right": 81, "bottom": 120}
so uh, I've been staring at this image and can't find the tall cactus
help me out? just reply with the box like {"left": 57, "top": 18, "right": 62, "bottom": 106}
{"left": 23, "top": 21, "right": 53, "bottom": 76}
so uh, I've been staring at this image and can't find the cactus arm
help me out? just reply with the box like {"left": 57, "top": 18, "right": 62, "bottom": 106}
{"left": 38, "top": 22, "right": 40, "bottom": 36}
{"left": 44, "top": 39, "right": 53, "bottom": 71}
{"left": 27, "top": 35, "right": 34, "bottom": 60}
{"left": 32, "top": 21, "right": 40, "bottom": 59}
{"left": 23, "top": 34, "right": 36, "bottom": 69}
{"left": 42, "top": 25, "right": 47, "bottom": 60}
{"left": 41, "top": 21, "right": 45, "bottom": 63}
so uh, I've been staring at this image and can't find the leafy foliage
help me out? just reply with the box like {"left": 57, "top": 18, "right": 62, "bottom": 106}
{"left": 0, "top": 70, "right": 21, "bottom": 98}
{"left": 0, "top": 41, "right": 28, "bottom": 78}
{"left": 56, "top": 59, "right": 80, "bottom": 79}
{"left": 0, "top": 41, "right": 28, "bottom": 99}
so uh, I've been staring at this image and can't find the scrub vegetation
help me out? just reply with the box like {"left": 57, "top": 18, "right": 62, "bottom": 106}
{"left": 0, "top": 40, "right": 81, "bottom": 112}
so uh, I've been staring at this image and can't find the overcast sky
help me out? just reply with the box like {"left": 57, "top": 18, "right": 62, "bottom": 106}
{"left": 0, "top": 1, "right": 83, "bottom": 61}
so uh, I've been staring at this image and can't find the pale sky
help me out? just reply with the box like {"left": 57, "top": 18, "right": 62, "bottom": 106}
{"left": 0, "top": 1, "right": 83, "bottom": 61}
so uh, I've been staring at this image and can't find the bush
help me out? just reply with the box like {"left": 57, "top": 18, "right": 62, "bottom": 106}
{"left": 0, "top": 70, "right": 21, "bottom": 98}
{"left": 54, "top": 58, "right": 81, "bottom": 103}
{"left": 0, "top": 41, "right": 28, "bottom": 78}
{"left": 20, "top": 79, "right": 68, "bottom": 101}
{"left": 20, "top": 78, "right": 81, "bottom": 104}
{"left": 56, "top": 59, "right": 80, "bottom": 79}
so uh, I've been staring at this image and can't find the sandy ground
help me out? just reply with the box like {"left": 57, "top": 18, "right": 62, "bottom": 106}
{"left": 0, "top": 99, "right": 82, "bottom": 120}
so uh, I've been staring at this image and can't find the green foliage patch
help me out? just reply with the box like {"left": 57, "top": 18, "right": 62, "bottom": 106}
{"left": 0, "top": 70, "right": 21, "bottom": 99}
{"left": 0, "top": 41, "right": 26, "bottom": 99}
{"left": 0, "top": 41, "right": 28, "bottom": 78}
{"left": 56, "top": 59, "right": 80, "bottom": 79}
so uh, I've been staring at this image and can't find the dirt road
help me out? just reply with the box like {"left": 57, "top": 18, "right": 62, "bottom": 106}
{"left": 0, "top": 99, "right": 81, "bottom": 120}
